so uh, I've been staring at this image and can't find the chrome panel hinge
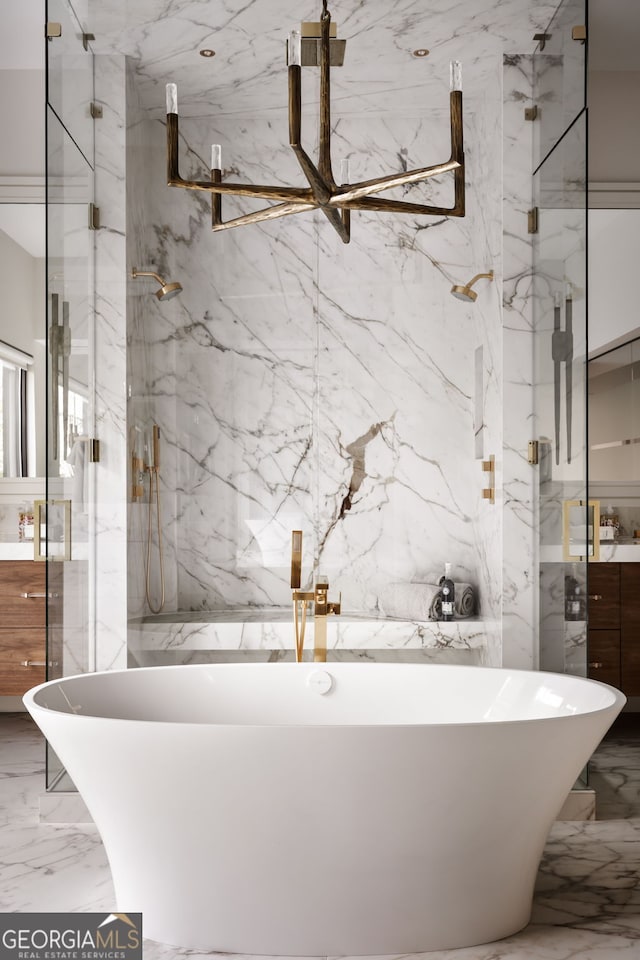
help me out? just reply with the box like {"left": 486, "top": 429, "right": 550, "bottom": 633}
{"left": 88, "top": 203, "right": 100, "bottom": 230}
{"left": 90, "top": 102, "right": 103, "bottom": 119}
{"left": 528, "top": 440, "right": 539, "bottom": 465}
{"left": 524, "top": 105, "right": 538, "bottom": 121}
{"left": 528, "top": 207, "right": 539, "bottom": 234}
{"left": 572, "top": 25, "right": 587, "bottom": 43}
{"left": 46, "top": 22, "right": 62, "bottom": 39}
{"left": 83, "top": 32, "right": 96, "bottom": 51}
{"left": 533, "top": 32, "right": 551, "bottom": 51}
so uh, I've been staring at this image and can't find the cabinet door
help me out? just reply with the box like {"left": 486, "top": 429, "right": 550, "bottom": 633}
{"left": 587, "top": 629, "right": 621, "bottom": 689}
{"left": 0, "top": 628, "right": 46, "bottom": 695}
{"left": 587, "top": 563, "right": 620, "bottom": 628}
{"left": 0, "top": 562, "right": 46, "bottom": 625}
{"left": 621, "top": 563, "right": 640, "bottom": 695}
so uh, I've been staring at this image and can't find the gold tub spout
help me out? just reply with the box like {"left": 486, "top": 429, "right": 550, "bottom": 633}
{"left": 290, "top": 531, "right": 341, "bottom": 662}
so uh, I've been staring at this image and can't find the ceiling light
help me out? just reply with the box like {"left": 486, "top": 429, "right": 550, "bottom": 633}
{"left": 413, "top": 48, "right": 429, "bottom": 57}
{"left": 166, "top": 0, "right": 465, "bottom": 244}
{"left": 199, "top": 49, "right": 215, "bottom": 57}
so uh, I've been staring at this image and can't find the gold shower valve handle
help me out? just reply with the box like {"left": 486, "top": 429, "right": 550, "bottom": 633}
{"left": 328, "top": 591, "right": 342, "bottom": 615}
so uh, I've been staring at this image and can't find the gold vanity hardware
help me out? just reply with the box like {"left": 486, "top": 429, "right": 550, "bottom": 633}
{"left": 20, "top": 660, "right": 59, "bottom": 668}
{"left": 528, "top": 440, "right": 539, "bottom": 464}
{"left": 562, "top": 499, "right": 600, "bottom": 562}
{"left": 20, "top": 592, "right": 57, "bottom": 599}
{"left": 588, "top": 661, "right": 603, "bottom": 669}
{"left": 588, "top": 594, "right": 603, "bottom": 601}
{"left": 34, "top": 499, "right": 72, "bottom": 562}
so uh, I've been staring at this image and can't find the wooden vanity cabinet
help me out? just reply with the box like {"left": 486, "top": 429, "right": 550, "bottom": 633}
{"left": 621, "top": 564, "right": 640, "bottom": 696}
{"left": 587, "top": 562, "right": 621, "bottom": 688}
{"left": 587, "top": 562, "right": 640, "bottom": 696}
{"left": 0, "top": 561, "right": 46, "bottom": 695}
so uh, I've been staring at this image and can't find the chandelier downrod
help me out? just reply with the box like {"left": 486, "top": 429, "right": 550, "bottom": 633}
{"left": 166, "top": 6, "right": 465, "bottom": 243}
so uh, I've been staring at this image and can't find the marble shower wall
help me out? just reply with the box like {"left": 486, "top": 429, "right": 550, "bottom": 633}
{"left": 127, "top": 85, "right": 505, "bottom": 650}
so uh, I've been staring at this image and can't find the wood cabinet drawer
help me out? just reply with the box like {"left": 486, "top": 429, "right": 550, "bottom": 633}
{"left": 587, "top": 563, "right": 620, "bottom": 628}
{"left": 0, "top": 627, "right": 46, "bottom": 696}
{"left": 621, "top": 563, "right": 640, "bottom": 628}
{"left": 587, "top": 629, "right": 621, "bottom": 689}
{"left": 0, "top": 561, "right": 46, "bottom": 626}
{"left": 622, "top": 623, "right": 640, "bottom": 697}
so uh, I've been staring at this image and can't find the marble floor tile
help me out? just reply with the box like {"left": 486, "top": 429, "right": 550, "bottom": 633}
{"left": 2, "top": 712, "right": 640, "bottom": 960}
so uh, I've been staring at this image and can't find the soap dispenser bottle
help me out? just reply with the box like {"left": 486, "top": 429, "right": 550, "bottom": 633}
{"left": 440, "top": 563, "right": 455, "bottom": 621}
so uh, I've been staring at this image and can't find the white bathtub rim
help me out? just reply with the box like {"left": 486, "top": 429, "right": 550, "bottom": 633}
{"left": 23, "top": 661, "right": 627, "bottom": 728}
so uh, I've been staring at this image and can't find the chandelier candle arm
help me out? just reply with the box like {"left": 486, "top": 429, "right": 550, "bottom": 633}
{"left": 210, "top": 148, "right": 315, "bottom": 232}
{"left": 167, "top": 85, "right": 312, "bottom": 202}
{"left": 340, "top": 158, "right": 351, "bottom": 234}
{"left": 318, "top": 12, "right": 334, "bottom": 185}
{"left": 288, "top": 53, "right": 350, "bottom": 241}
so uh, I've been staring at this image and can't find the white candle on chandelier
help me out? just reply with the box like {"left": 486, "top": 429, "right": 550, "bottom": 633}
{"left": 288, "top": 29, "right": 301, "bottom": 66}
{"left": 211, "top": 144, "right": 222, "bottom": 170}
{"left": 449, "top": 61, "right": 462, "bottom": 92}
{"left": 340, "top": 158, "right": 351, "bottom": 184}
{"left": 166, "top": 83, "right": 178, "bottom": 114}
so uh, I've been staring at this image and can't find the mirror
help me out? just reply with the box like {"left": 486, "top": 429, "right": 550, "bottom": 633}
{"left": 0, "top": 211, "right": 46, "bottom": 477}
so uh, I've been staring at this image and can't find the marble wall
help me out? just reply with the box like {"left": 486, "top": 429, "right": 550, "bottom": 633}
{"left": 126, "top": 76, "right": 506, "bottom": 661}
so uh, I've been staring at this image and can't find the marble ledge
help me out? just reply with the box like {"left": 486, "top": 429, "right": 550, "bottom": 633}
{"left": 128, "top": 614, "right": 493, "bottom": 652}
{"left": 540, "top": 543, "right": 640, "bottom": 563}
{"left": 0, "top": 542, "right": 37, "bottom": 560}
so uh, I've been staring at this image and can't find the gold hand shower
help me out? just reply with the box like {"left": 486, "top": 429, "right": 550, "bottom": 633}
{"left": 145, "top": 424, "right": 165, "bottom": 614}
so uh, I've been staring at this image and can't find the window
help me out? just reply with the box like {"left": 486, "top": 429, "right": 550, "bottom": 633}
{"left": 0, "top": 341, "right": 34, "bottom": 478}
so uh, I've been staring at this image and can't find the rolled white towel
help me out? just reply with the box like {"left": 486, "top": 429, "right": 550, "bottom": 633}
{"left": 378, "top": 582, "right": 442, "bottom": 622}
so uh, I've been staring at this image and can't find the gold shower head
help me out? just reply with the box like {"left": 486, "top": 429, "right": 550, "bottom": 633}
{"left": 450, "top": 269, "right": 494, "bottom": 303}
{"left": 131, "top": 268, "right": 183, "bottom": 301}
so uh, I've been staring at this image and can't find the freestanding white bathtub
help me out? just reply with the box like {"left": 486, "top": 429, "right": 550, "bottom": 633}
{"left": 24, "top": 662, "right": 624, "bottom": 955}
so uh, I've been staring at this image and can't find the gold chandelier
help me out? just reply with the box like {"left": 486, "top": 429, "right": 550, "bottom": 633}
{"left": 166, "top": 1, "right": 465, "bottom": 244}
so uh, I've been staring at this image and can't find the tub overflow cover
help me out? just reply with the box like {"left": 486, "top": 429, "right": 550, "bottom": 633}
{"left": 307, "top": 670, "right": 334, "bottom": 696}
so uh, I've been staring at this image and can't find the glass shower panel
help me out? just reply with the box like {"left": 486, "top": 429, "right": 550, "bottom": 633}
{"left": 532, "top": 0, "right": 588, "bottom": 172}
{"left": 45, "top": 0, "right": 95, "bottom": 791}
{"left": 534, "top": 111, "right": 588, "bottom": 682}
{"left": 46, "top": 0, "right": 94, "bottom": 166}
